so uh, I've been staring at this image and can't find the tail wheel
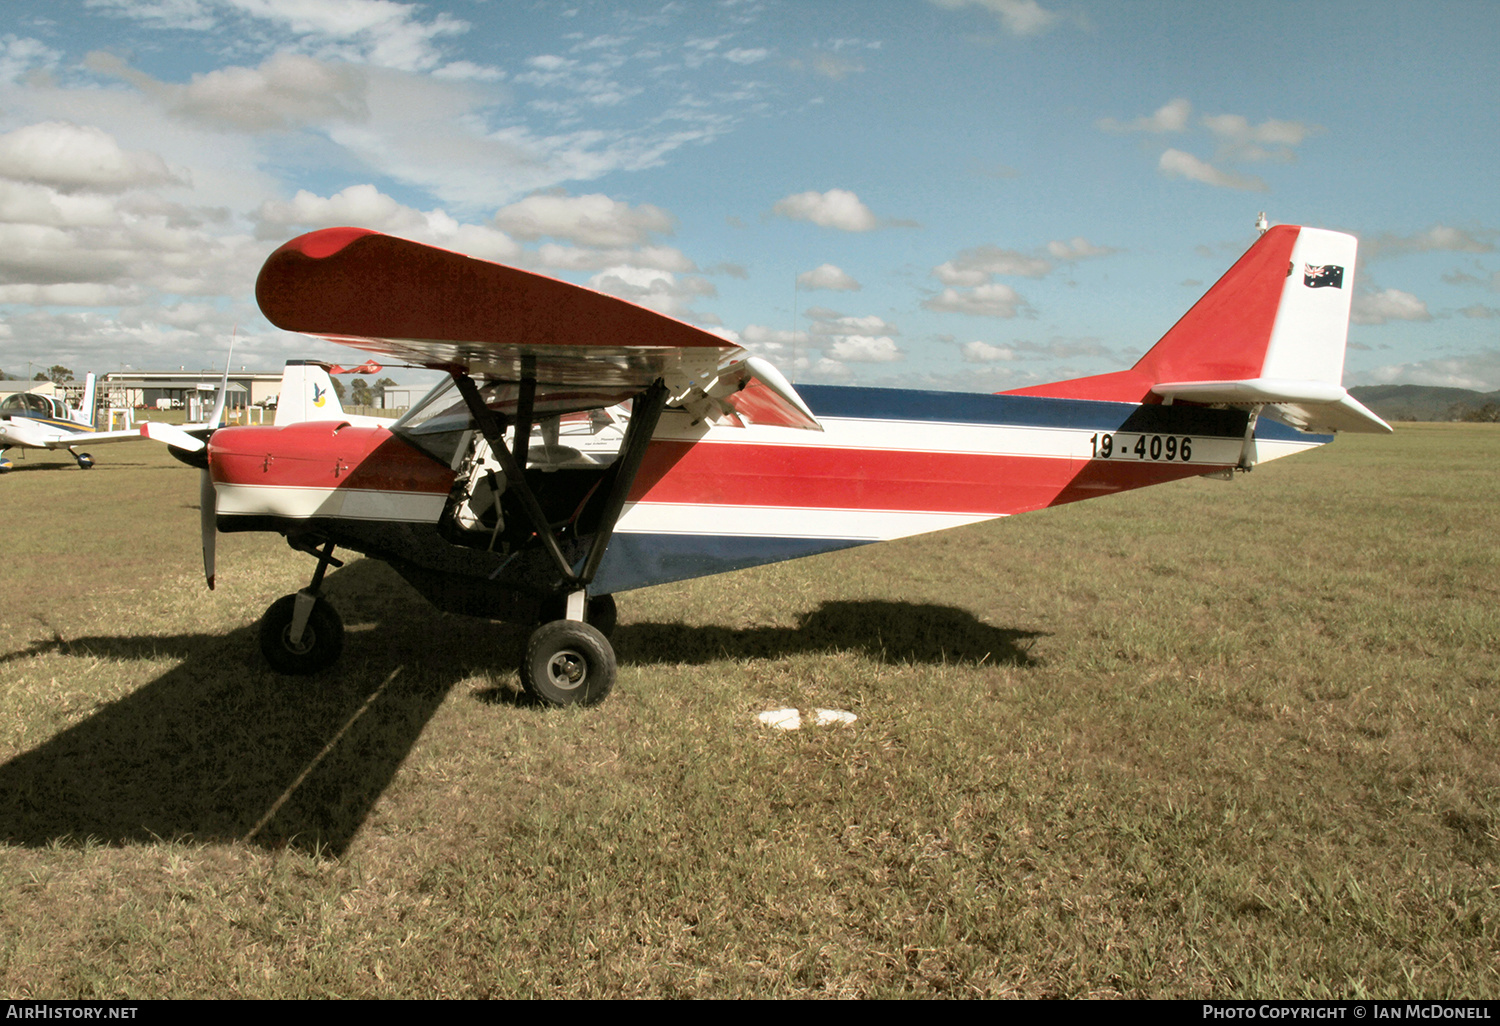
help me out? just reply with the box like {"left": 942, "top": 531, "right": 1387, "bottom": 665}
{"left": 521, "top": 619, "right": 616, "bottom": 707}
{"left": 259, "top": 593, "right": 344, "bottom": 675}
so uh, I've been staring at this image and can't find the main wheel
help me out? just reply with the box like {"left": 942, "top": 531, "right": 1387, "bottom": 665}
{"left": 521, "top": 619, "right": 616, "bottom": 707}
{"left": 75, "top": 453, "right": 94, "bottom": 469}
{"left": 259, "top": 593, "right": 344, "bottom": 675}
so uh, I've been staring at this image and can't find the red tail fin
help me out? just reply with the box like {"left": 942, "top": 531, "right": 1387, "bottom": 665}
{"left": 1006, "top": 225, "right": 1306, "bottom": 402}
{"left": 1002, "top": 225, "right": 1386, "bottom": 434}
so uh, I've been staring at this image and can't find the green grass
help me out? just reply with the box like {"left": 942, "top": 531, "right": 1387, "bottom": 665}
{"left": 0, "top": 425, "right": 1496, "bottom": 998}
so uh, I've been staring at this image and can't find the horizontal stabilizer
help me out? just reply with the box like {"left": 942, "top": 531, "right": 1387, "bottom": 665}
{"left": 1152, "top": 378, "right": 1392, "bottom": 434}
{"left": 140, "top": 421, "right": 207, "bottom": 451}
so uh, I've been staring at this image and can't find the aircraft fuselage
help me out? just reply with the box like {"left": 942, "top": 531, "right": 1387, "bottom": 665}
{"left": 208, "top": 383, "right": 1326, "bottom": 618}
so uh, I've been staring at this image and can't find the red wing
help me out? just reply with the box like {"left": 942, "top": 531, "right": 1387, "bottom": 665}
{"left": 256, "top": 228, "right": 821, "bottom": 431}
{"left": 256, "top": 228, "right": 731, "bottom": 389}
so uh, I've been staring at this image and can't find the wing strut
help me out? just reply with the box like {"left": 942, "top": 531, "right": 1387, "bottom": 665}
{"left": 577, "top": 378, "right": 668, "bottom": 585}
{"left": 448, "top": 368, "right": 669, "bottom": 596}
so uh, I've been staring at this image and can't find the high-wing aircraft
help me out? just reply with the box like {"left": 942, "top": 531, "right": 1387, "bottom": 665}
{"left": 199, "top": 223, "right": 1388, "bottom": 706}
{"left": 0, "top": 374, "right": 149, "bottom": 471}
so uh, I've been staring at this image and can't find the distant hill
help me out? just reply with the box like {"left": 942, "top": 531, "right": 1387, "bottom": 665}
{"left": 1349, "top": 384, "right": 1500, "bottom": 422}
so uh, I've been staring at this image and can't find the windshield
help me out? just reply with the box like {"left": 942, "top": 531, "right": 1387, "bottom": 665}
{"left": 392, "top": 377, "right": 637, "bottom": 467}
{"left": 390, "top": 379, "right": 481, "bottom": 466}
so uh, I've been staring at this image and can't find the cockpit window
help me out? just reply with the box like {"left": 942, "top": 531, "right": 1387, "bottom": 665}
{"left": 391, "top": 377, "right": 636, "bottom": 467}
{"left": 0, "top": 393, "right": 52, "bottom": 416}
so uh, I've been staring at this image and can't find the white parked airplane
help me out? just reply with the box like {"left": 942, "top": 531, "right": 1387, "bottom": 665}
{"left": 0, "top": 374, "right": 145, "bottom": 472}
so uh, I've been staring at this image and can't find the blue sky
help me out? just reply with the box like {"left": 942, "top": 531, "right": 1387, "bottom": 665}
{"left": 1, "top": 0, "right": 1496, "bottom": 392}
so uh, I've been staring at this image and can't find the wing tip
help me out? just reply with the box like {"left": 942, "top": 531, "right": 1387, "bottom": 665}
{"left": 275, "top": 226, "right": 380, "bottom": 261}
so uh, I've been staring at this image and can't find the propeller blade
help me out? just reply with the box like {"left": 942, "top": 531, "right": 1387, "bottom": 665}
{"left": 200, "top": 468, "right": 217, "bottom": 590}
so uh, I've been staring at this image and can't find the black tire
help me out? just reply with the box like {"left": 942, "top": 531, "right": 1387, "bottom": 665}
{"left": 259, "top": 593, "right": 344, "bottom": 675}
{"left": 76, "top": 453, "right": 94, "bottom": 469}
{"left": 521, "top": 619, "right": 616, "bottom": 707}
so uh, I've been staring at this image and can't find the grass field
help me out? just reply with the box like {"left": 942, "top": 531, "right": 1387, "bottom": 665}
{"left": 0, "top": 425, "right": 1496, "bottom": 998}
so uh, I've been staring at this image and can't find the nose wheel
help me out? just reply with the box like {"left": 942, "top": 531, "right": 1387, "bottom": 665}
{"left": 259, "top": 592, "right": 344, "bottom": 675}
{"left": 258, "top": 540, "right": 345, "bottom": 675}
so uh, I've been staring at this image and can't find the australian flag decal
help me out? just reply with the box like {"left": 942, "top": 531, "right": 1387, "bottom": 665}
{"left": 1303, "top": 263, "right": 1344, "bottom": 289}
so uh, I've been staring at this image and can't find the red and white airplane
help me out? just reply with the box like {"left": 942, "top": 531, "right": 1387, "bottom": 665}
{"left": 201, "top": 222, "right": 1388, "bottom": 705}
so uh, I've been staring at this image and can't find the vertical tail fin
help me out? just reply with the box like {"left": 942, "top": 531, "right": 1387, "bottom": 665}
{"left": 1005, "top": 225, "right": 1389, "bottom": 434}
{"left": 80, "top": 373, "right": 98, "bottom": 428}
{"left": 273, "top": 361, "right": 345, "bottom": 425}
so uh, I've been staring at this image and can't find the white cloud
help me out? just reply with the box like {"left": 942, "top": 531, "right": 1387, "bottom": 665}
{"left": 1097, "top": 98, "right": 1191, "bottom": 134}
{"left": 1046, "top": 236, "right": 1118, "bottom": 260}
{"left": 229, "top": 0, "right": 468, "bottom": 73}
{"left": 810, "top": 313, "right": 899, "bottom": 338}
{"left": 961, "top": 340, "right": 1015, "bottom": 362}
{"left": 91, "top": 0, "right": 475, "bottom": 74}
{"left": 930, "top": 0, "right": 1061, "bottom": 36}
{"left": 738, "top": 324, "right": 813, "bottom": 373}
{"left": 257, "top": 184, "right": 425, "bottom": 234}
{"left": 1356, "top": 350, "right": 1500, "bottom": 392}
{"left": 934, "top": 245, "right": 1051, "bottom": 285}
{"left": 0, "top": 180, "right": 120, "bottom": 228}
{"left": 1158, "top": 148, "right": 1267, "bottom": 192}
{"left": 1363, "top": 224, "right": 1496, "bottom": 260}
{"left": 0, "top": 35, "right": 62, "bottom": 85}
{"left": 808, "top": 357, "right": 854, "bottom": 381}
{"left": 809, "top": 53, "right": 865, "bottom": 80}
{"left": 254, "top": 184, "right": 525, "bottom": 261}
{"left": 724, "top": 48, "right": 770, "bottom": 65}
{"left": 83, "top": 0, "right": 218, "bottom": 32}
{"left": 1460, "top": 305, "right": 1500, "bottom": 319}
{"left": 797, "top": 264, "right": 860, "bottom": 291}
{"left": 796, "top": 306, "right": 905, "bottom": 365}
{"left": 86, "top": 52, "right": 369, "bottom": 132}
{"left": 535, "top": 243, "right": 693, "bottom": 274}
{"left": 586, "top": 266, "right": 715, "bottom": 319}
{"left": 1351, "top": 287, "right": 1432, "bottom": 325}
{"left": 923, "top": 282, "right": 1026, "bottom": 318}
{"left": 828, "top": 335, "right": 902, "bottom": 362}
{"left": 1202, "top": 113, "right": 1318, "bottom": 163}
{"left": 772, "top": 189, "right": 878, "bottom": 232}
{"left": 0, "top": 122, "right": 184, "bottom": 193}
{"left": 493, "top": 191, "right": 674, "bottom": 248}
{"left": 741, "top": 324, "right": 809, "bottom": 349}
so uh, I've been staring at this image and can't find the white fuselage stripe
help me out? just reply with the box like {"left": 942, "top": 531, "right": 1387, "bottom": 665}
{"left": 216, "top": 483, "right": 447, "bottom": 522}
{"left": 615, "top": 502, "right": 999, "bottom": 541}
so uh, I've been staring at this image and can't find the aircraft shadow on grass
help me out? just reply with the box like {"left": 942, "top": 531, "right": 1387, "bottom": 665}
{"left": 0, "top": 559, "right": 1040, "bottom": 857}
